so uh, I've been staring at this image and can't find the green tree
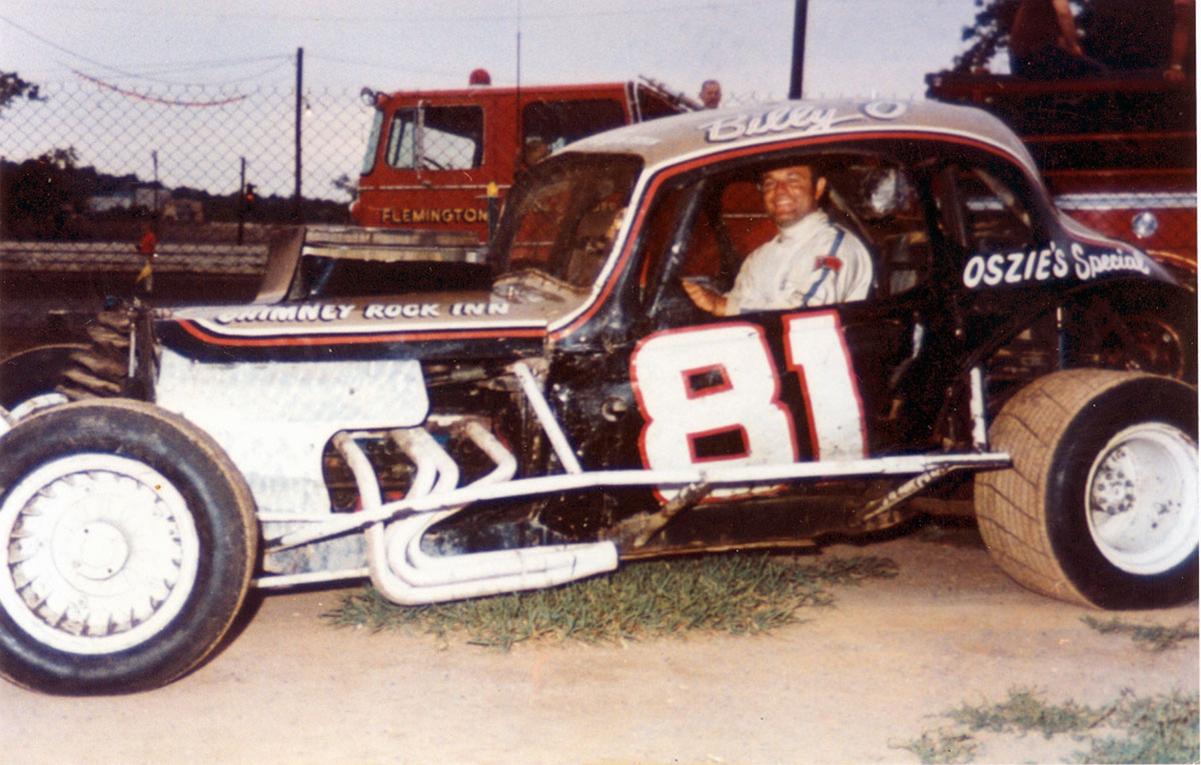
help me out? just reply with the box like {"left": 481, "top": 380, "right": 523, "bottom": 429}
{"left": 954, "top": 0, "right": 1021, "bottom": 72}
{"left": 0, "top": 70, "right": 43, "bottom": 115}
{"left": 1, "top": 148, "right": 86, "bottom": 239}
{"left": 954, "top": 1, "right": 1100, "bottom": 73}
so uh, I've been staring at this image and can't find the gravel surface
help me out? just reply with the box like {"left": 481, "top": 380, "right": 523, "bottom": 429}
{"left": 3, "top": 523, "right": 1196, "bottom": 764}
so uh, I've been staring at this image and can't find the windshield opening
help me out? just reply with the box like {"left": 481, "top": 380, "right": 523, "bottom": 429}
{"left": 492, "top": 154, "right": 643, "bottom": 289}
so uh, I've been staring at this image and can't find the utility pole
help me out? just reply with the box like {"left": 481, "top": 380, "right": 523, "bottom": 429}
{"left": 788, "top": 0, "right": 809, "bottom": 99}
{"left": 293, "top": 46, "right": 304, "bottom": 224}
{"left": 515, "top": 2, "right": 523, "bottom": 151}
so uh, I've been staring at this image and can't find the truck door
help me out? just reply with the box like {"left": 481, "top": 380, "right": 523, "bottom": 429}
{"left": 357, "top": 99, "right": 492, "bottom": 236}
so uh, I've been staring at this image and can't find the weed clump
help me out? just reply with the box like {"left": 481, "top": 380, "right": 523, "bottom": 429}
{"left": 1082, "top": 615, "right": 1199, "bottom": 652}
{"left": 324, "top": 553, "right": 897, "bottom": 649}
{"left": 897, "top": 687, "right": 1199, "bottom": 764}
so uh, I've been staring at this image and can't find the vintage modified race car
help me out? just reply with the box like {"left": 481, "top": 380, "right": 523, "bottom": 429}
{"left": 0, "top": 99, "right": 1195, "bottom": 694}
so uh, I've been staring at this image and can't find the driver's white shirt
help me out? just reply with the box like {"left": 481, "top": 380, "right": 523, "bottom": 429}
{"left": 724, "top": 210, "right": 873, "bottom": 314}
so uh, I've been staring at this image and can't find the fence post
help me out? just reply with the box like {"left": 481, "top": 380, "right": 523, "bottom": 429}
{"left": 238, "top": 156, "right": 246, "bottom": 245}
{"left": 294, "top": 47, "right": 304, "bottom": 224}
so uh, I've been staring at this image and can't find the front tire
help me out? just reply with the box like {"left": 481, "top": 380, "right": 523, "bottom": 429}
{"left": 0, "top": 399, "right": 258, "bottom": 693}
{"left": 975, "top": 370, "right": 1197, "bottom": 608}
{"left": 0, "top": 344, "right": 83, "bottom": 430}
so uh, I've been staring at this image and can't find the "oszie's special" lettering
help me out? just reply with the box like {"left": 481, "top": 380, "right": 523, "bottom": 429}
{"left": 962, "top": 243, "right": 1149, "bottom": 289}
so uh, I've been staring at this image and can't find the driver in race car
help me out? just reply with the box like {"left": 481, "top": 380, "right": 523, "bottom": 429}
{"left": 683, "top": 163, "right": 873, "bottom": 315}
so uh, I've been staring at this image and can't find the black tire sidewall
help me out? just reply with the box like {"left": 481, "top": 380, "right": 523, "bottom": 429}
{"left": 1046, "top": 377, "right": 1199, "bottom": 609}
{"left": 0, "top": 345, "right": 86, "bottom": 409}
{"left": 0, "top": 402, "right": 254, "bottom": 694}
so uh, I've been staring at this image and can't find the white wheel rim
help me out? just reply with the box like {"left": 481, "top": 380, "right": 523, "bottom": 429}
{"left": 1085, "top": 423, "right": 1199, "bottom": 575}
{"left": 8, "top": 392, "right": 70, "bottom": 423}
{"left": 0, "top": 453, "right": 200, "bottom": 655}
{"left": 0, "top": 392, "right": 70, "bottom": 438}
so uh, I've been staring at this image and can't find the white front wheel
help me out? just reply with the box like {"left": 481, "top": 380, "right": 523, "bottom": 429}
{"left": 0, "top": 454, "right": 201, "bottom": 655}
{"left": 0, "top": 400, "right": 257, "bottom": 694}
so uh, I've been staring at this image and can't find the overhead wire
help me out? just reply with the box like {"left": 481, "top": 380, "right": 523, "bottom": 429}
{"left": 0, "top": 13, "right": 292, "bottom": 87}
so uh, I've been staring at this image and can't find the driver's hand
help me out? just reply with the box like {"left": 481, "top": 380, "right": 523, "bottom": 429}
{"left": 682, "top": 279, "right": 729, "bottom": 316}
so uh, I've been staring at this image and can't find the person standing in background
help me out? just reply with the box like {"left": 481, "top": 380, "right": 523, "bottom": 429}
{"left": 699, "top": 79, "right": 722, "bottom": 109}
{"left": 134, "top": 219, "right": 158, "bottom": 298}
{"left": 1082, "top": 0, "right": 1194, "bottom": 80}
{"left": 1009, "top": 0, "right": 1105, "bottom": 78}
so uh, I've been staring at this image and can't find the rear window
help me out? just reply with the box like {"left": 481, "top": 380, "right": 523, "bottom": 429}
{"left": 635, "top": 84, "right": 689, "bottom": 120}
{"left": 522, "top": 99, "right": 627, "bottom": 153}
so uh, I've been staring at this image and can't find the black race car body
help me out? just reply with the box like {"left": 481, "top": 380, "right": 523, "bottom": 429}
{"left": 0, "top": 99, "right": 1195, "bottom": 694}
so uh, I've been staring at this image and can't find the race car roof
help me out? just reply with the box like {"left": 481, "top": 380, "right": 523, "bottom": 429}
{"left": 567, "top": 98, "right": 1040, "bottom": 176}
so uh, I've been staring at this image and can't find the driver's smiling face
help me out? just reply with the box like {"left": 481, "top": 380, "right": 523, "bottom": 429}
{"left": 760, "top": 165, "right": 825, "bottom": 228}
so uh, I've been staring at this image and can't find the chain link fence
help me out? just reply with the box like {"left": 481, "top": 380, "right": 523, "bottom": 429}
{"left": 0, "top": 73, "right": 1193, "bottom": 267}
{"left": 0, "top": 78, "right": 372, "bottom": 249}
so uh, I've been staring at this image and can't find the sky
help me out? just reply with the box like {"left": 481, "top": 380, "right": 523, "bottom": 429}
{"left": 1, "top": 0, "right": 985, "bottom": 100}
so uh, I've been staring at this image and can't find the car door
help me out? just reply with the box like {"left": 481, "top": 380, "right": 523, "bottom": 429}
{"left": 618, "top": 143, "right": 957, "bottom": 501}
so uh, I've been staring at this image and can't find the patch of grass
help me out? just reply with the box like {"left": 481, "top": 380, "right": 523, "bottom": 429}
{"left": 948, "top": 687, "right": 1098, "bottom": 739}
{"left": 895, "top": 728, "right": 979, "bottom": 764}
{"left": 323, "top": 553, "right": 897, "bottom": 650}
{"left": 1082, "top": 689, "right": 1200, "bottom": 764}
{"left": 1082, "top": 615, "right": 1200, "bottom": 652}
{"left": 899, "top": 687, "right": 1200, "bottom": 764}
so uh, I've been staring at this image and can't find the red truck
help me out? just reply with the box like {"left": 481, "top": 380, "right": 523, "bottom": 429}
{"left": 926, "top": 72, "right": 1196, "bottom": 277}
{"left": 349, "top": 74, "right": 695, "bottom": 239}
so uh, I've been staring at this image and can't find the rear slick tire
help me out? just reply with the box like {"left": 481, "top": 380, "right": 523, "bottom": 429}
{"left": 975, "top": 370, "right": 1198, "bottom": 608}
{"left": 0, "top": 399, "right": 258, "bottom": 694}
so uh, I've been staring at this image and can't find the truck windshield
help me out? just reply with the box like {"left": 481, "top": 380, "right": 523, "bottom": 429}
{"left": 492, "top": 154, "right": 643, "bottom": 289}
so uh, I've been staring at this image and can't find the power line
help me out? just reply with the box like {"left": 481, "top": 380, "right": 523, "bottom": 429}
{"left": 1, "top": 14, "right": 148, "bottom": 80}
{"left": 0, "top": 14, "right": 291, "bottom": 86}
{"left": 130, "top": 58, "right": 294, "bottom": 86}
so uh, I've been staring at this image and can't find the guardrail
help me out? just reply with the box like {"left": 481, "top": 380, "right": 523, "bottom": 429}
{"left": 0, "top": 242, "right": 269, "bottom": 275}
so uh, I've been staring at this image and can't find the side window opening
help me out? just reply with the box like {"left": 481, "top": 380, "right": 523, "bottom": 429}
{"left": 386, "top": 105, "right": 484, "bottom": 171}
{"left": 952, "top": 165, "right": 1038, "bottom": 252}
{"left": 643, "top": 151, "right": 932, "bottom": 314}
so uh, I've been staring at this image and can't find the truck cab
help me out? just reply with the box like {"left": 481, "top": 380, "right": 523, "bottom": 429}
{"left": 350, "top": 76, "right": 693, "bottom": 239}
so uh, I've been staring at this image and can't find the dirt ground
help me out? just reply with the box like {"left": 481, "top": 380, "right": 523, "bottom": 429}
{"left": 2, "top": 523, "right": 1196, "bottom": 765}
